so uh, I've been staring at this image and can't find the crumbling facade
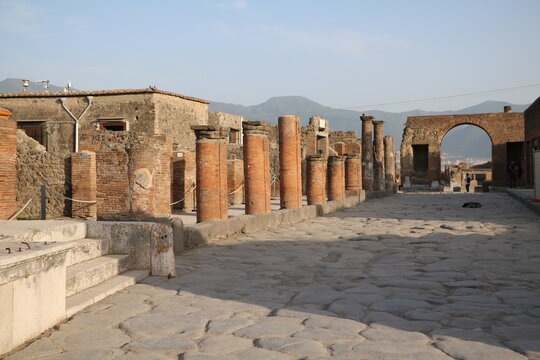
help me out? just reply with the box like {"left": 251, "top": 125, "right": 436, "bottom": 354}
{"left": 0, "top": 88, "right": 209, "bottom": 153}
{"left": 401, "top": 108, "right": 524, "bottom": 187}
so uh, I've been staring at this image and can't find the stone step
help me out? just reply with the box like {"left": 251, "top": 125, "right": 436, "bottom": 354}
{"left": 65, "top": 238, "right": 109, "bottom": 267}
{"left": 65, "top": 270, "right": 149, "bottom": 318}
{"left": 66, "top": 255, "right": 129, "bottom": 297}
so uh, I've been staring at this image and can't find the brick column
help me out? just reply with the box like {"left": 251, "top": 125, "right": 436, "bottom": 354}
{"left": 384, "top": 136, "right": 396, "bottom": 190}
{"left": 306, "top": 154, "right": 327, "bottom": 205}
{"left": 345, "top": 153, "right": 362, "bottom": 194}
{"left": 0, "top": 113, "right": 17, "bottom": 220}
{"left": 328, "top": 155, "right": 345, "bottom": 200}
{"left": 71, "top": 151, "right": 97, "bottom": 220}
{"left": 243, "top": 121, "right": 271, "bottom": 214}
{"left": 192, "top": 125, "right": 229, "bottom": 222}
{"left": 279, "top": 115, "right": 302, "bottom": 209}
{"left": 361, "top": 115, "right": 374, "bottom": 191}
{"left": 373, "top": 120, "right": 385, "bottom": 191}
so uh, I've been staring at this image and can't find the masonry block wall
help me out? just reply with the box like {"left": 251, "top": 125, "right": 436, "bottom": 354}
{"left": 401, "top": 112, "right": 524, "bottom": 187}
{"left": 71, "top": 151, "right": 97, "bottom": 220}
{"left": 16, "top": 136, "right": 71, "bottom": 219}
{"left": 80, "top": 132, "right": 172, "bottom": 220}
{"left": 0, "top": 117, "right": 17, "bottom": 219}
{"left": 329, "top": 131, "right": 361, "bottom": 155}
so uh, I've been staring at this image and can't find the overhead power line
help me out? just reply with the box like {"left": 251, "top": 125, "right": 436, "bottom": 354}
{"left": 344, "top": 83, "right": 540, "bottom": 109}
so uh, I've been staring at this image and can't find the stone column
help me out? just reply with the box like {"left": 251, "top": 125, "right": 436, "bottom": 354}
{"left": 306, "top": 154, "right": 327, "bottom": 205}
{"left": 0, "top": 112, "right": 17, "bottom": 220}
{"left": 192, "top": 125, "right": 229, "bottom": 222}
{"left": 345, "top": 153, "right": 362, "bottom": 194}
{"left": 279, "top": 115, "right": 302, "bottom": 209}
{"left": 243, "top": 121, "right": 271, "bottom": 214}
{"left": 361, "top": 115, "right": 374, "bottom": 191}
{"left": 384, "top": 136, "right": 396, "bottom": 190}
{"left": 373, "top": 120, "right": 385, "bottom": 191}
{"left": 328, "top": 155, "right": 345, "bottom": 200}
{"left": 71, "top": 151, "right": 97, "bottom": 220}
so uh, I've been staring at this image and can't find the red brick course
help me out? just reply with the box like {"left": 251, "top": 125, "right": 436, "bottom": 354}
{"left": 306, "top": 154, "right": 327, "bottom": 205}
{"left": 0, "top": 118, "right": 17, "bottom": 219}
{"left": 71, "top": 151, "right": 97, "bottom": 220}
{"left": 193, "top": 126, "right": 229, "bottom": 222}
{"left": 328, "top": 155, "right": 345, "bottom": 201}
{"left": 243, "top": 121, "right": 272, "bottom": 214}
{"left": 279, "top": 116, "right": 302, "bottom": 209}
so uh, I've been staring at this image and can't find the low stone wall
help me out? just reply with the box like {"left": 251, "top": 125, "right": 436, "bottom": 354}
{"left": 176, "top": 191, "right": 372, "bottom": 250}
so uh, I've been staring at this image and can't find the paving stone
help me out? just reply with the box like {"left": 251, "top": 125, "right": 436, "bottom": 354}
{"left": 506, "top": 340, "right": 540, "bottom": 359}
{"left": 207, "top": 318, "right": 254, "bottom": 334}
{"left": 292, "top": 327, "right": 364, "bottom": 342}
{"left": 292, "top": 284, "right": 343, "bottom": 305}
{"left": 327, "top": 298, "right": 367, "bottom": 320}
{"left": 449, "top": 317, "right": 490, "bottom": 329}
{"left": 435, "top": 340, "right": 528, "bottom": 360}
{"left": 443, "top": 280, "right": 491, "bottom": 288}
{"left": 361, "top": 324, "right": 430, "bottom": 343}
{"left": 126, "top": 335, "right": 197, "bottom": 352}
{"left": 51, "top": 328, "right": 130, "bottom": 351}
{"left": 256, "top": 337, "right": 327, "bottom": 357}
{"left": 404, "top": 309, "right": 447, "bottom": 322}
{"left": 113, "top": 353, "right": 176, "bottom": 360}
{"left": 3, "top": 338, "right": 62, "bottom": 360}
{"left": 303, "top": 316, "right": 367, "bottom": 333}
{"left": 119, "top": 313, "right": 206, "bottom": 339}
{"left": 271, "top": 307, "right": 336, "bottom": 319}
{"left": 491, "top": 325, "right": 540, "bottom": 341}
{"left": 233, "top": 318, "right": 304, "bottom": 338}
{"left": 34, "top": 349, "right": 124, "bottom": 360}
{"left": 331, "top": 341, "right": 453, "bottom": 360}
{"left": 197, "top": 335, "right": 253, "bottom": 354}
{"left": 430, "top": 328, "right": 499, "bottom": 343}
{"left": 370, "top": 298, "right": 432, "bottom": 313}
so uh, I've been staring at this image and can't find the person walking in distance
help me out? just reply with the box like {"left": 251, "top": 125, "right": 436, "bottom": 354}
{"left": 465, "top": 173, "right": 471, "bottom": 192}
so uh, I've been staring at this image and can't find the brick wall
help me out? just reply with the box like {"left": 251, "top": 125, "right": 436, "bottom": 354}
{"left": 0, "top": 118, "right": 17, "bottom": 219}
{"left": 71, "top": 151, "right": 97, "bottom": 220}
{"left": 81, "top": 132, "right": 172, "bottom": 220}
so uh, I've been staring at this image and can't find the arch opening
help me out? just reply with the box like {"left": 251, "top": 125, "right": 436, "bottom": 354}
{"left": 441, "top": 124, "right": 492, "bottom": 190}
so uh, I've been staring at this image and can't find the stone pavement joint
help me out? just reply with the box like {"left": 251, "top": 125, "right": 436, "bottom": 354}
{"left": 4, "top": 192, "right": 540, "bottom": 360}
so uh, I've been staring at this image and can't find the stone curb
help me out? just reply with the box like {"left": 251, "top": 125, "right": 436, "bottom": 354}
{"left": 175, "top": 190, "right": 394, "bottom": 252}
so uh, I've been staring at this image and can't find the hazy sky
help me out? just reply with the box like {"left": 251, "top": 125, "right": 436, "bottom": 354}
{"left": 1, "top": 0, "right": 539, "bottom": 111}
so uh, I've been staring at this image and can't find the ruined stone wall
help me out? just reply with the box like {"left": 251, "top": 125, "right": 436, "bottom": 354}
{"left": 208, "top": 112, "right": 243, "bottom": 130}
{"left": 400, "top": 112, "right": 524, "bottom": 187}
{"left": 329, "top": 131, "right": 361, "bottom": 155}
{"left": 524, "top": 97, "right": 540, "bottom": 186}
{"left": 80, "top": 132, "right": 172, "bottom": 220}
{"left": 154, "top": 94, "right": 208, "bottom": 152}
{"left": 0, "top": 94, "right": 157, "bottom": 153}
{"left": 16, "top": 132, "right": 71, "bottom": 218}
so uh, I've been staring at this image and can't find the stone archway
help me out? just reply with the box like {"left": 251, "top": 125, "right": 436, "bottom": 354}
{"left": 400, "top": 110, "right": 524, "bottom": 187}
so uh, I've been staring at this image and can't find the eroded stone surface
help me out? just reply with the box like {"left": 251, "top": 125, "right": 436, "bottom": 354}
{"left": 6, "top": 193, "right": 540, "bottom": 359}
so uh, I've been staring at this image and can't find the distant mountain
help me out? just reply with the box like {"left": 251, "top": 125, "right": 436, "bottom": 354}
{"left": 0, "top": 78, "right": 76, "bottom": 93}
{"left": 209, "top": 96, "right": 530, "bottom": 161}
{"left": 0, "top": 78, "right": 531, "bottom": 162}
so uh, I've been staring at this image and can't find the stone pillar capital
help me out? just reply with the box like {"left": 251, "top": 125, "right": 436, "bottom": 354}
{"left": 191, "top": 125, "right": 229, "bottom": 141}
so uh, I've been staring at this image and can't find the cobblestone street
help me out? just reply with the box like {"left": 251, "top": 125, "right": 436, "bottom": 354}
{"left": 6, "top": 192, "right": 540, "bottom": 360}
